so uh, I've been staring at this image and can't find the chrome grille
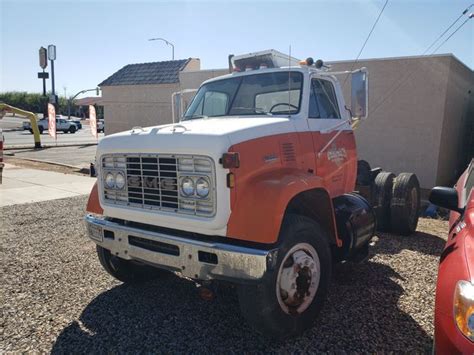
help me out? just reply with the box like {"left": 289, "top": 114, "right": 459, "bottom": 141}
{"left": 101, "top": 154, "right": 216, "bottom": 217}
{"left": 126, "top": 156, "right": 179, "bottom": 209}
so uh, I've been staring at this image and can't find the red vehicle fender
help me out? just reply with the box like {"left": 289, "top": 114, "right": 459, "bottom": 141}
{"left": 86, "top": 181, "right": 103, "bottom": 215}
{"left": 435, "top": 213, "right": 474, "bottom": 353}
{"left": 434, "top": 164, "right": 474, "bottom": 353}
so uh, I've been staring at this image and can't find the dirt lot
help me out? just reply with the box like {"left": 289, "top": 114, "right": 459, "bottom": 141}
{"left": 1, "top": 196, "right": 448, "bottom": 352}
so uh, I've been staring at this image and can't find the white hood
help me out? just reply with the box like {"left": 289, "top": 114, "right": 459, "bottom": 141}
{"left": 96, "top": 116, "right": 295, "bottom": 236}
{"left": 98, "top": 116, "right": 295, "bottom": 157}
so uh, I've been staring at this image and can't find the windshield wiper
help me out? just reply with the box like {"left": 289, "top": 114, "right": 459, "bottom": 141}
{"left": 182, "top": 114, "right": 209, "bottom": 121}
{"left": 231, "top": 107, "right": 273, "bottom": 116}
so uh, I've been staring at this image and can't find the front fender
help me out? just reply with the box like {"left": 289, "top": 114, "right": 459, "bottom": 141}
{"left": 226, "top": 170, "right": 328, "bottom": 244}
{"left": 86, "top": 181, "right": 103, "bottom": 215}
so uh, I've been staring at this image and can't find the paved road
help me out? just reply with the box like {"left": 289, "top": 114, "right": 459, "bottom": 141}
{"left": 7, "top": 144, "right": 98, "bottom": 169}
{"left": 1, "top": 114, "right": 100, "bottom": 148}
{"left": 3, "top": 126, "right": 103, "bottom": 148}
{"left": 0, "top": 116, "right": 30, "bottom": 130}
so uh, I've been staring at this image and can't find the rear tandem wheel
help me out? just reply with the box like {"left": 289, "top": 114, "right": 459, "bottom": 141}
{"left": 372, "top": 171, "right": 396, "bottom": 231}
{"left": 390, "top": 173, "right": 420, "bottom": 235}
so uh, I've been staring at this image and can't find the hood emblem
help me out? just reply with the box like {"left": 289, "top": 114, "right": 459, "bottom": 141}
{"left": 327, "top": 144, "right": 347, "bottom": 166}
{"left": 263, "top": 154, "right": 279, "bottom": 163}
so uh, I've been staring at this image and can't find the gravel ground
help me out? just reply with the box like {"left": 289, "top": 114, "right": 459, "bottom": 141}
{"left": 1, "top": 196, "right": 448, "bottom": 353}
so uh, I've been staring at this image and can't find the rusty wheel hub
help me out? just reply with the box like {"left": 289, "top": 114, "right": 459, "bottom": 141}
{"left": 276, "top": 243, "right": 320, "bottom": 315}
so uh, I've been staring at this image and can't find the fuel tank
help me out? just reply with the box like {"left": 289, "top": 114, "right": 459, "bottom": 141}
{"left": 333, "top": 192, "right": 376, "bottom": 261}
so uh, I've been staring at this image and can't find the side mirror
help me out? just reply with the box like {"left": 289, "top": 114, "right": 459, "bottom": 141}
{"left": 351, "top": 69, "right": 368, "bottom": 120}
{"left": 429, "top": 187, "right": 464, "bottom": 214}
{"left": 171, "top": 89, "right": 198, "bottom": 123}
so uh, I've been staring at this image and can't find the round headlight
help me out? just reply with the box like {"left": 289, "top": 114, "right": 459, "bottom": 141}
{"left": 115, "top": 172, "right": 126, "bottom": 189}
{"left": 196, "top": 177, "right": 210, "bottom": 197}
{"left": 105, "top": 172, "right": 115, "bottom": 189}
{"left": 454, "top": 280, "right": 474, "bottom": 341}
{"left": 181, "top": 177, "right": 195, "bottom": 196}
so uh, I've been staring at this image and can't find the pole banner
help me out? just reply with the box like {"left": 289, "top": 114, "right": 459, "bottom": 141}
{"left": 89, "top": 105, "right": 98, "bottom": 139}
{"left": 48, "top": 103, "right": 56, "bottom": 139}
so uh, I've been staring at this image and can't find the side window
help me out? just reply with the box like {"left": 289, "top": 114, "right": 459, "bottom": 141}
{"left": 309, "top": 79, "right": 341, "bottom": 119}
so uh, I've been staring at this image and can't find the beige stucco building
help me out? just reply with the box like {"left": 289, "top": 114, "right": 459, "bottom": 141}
{"left": 99, "top": 54, "right": 473, "bottom": 189}
{"left": 99, "top": 59, "right": 226, "bottom": 134}
{"left": 329, "top": 54, "right": 473, "bottom": 189}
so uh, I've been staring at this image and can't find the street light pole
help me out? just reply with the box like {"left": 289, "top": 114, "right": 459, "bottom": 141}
{"left": 48, "top": 45, "right": 57, "bottom": 110}
{"left": 148, "top": 37, "right": 175, "bottom": 60}
{"left": 68, "top": 87, "right": 100, "bottom": 119}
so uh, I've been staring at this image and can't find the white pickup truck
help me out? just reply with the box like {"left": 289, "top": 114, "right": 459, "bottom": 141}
{"left": 24, "top": 116, "right": 79, "bottom": 134}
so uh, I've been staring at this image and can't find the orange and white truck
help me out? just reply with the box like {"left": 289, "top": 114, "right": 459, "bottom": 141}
{"left": 85, "top": 50, "right": 420, "bottom": 338}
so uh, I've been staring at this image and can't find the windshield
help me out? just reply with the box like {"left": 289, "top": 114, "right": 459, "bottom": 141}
{"left": 183, "top": 71, "right": 303, "bottom": 119}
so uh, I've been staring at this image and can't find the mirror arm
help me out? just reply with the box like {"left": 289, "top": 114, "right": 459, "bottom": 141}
{"left": 455, "top": 206, "right": 465, "bottom": 215}
{"left": 344, "top": 105, "right": 353, "bottom": 117}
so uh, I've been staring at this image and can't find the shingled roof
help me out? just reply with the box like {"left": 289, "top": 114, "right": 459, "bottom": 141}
{"left": 99, "top": 59, "right": 190, "bottom": 86}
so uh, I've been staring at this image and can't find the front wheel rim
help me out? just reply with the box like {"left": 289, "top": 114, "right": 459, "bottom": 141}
{"left": 276, "top": 242, "right": 321, "bottom": 315}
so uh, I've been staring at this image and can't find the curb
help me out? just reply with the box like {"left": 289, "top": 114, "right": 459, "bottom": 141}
{"left": 4, "top": 143, "right": 98, "bottom": 151}
{"left": 1, "top": 128, "right": 24, "bottom": 132}
{"left": 7, "top": 157, "right": 91, "bottom": 175}
{"left": 18, "top": 157, "right": 84, "bottom": 170}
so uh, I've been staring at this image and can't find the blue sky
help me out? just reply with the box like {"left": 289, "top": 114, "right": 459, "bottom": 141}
{"left": 1, "top": 0, "right": 473, "bottom": 97}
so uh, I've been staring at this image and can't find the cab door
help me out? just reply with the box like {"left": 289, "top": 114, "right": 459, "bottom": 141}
{"left": 307, "top": 76, "right": 357, "bottom": 197}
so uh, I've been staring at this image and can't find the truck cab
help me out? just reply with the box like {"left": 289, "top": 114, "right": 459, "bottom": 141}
{"left": 85, "top": 50, "right": 383, "bottom": 338}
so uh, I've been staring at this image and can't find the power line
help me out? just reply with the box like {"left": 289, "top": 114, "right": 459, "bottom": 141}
{"left": 432, "top": 13, "right": 473, "bottom": 53}
{"left": 369, "top": 6, "right": 473, "bottom": 116}
{"left": 422, "top": 4, "right": 473, "bottom": 55}
{"left": 342, "top": 0, "right": 389, "bottom": 87}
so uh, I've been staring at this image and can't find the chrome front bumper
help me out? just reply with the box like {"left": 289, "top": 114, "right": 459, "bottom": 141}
{"left": 85, "top": 214, "right": 276, "bottom": 283}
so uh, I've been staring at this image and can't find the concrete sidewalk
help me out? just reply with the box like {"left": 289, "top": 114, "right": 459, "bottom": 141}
{"left": 0, "top": 163, "right": 96, "bottom": 207}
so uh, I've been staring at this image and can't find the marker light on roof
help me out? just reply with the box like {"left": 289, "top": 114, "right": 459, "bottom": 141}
{"left": 299, "top": 57, "right": 315, "bottom": 66}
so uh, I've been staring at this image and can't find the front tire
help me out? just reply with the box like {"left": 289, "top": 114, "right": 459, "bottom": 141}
{"left": 96, "top": 245, "right": 165, "bottom": 283}
{"left": 237, "top": 214, "right": 332, "bottom": 339}
{"left": 69, "top": 125, "right": 77, "bottom": 134}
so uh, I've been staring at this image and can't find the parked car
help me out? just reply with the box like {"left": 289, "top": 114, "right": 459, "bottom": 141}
{"left": 24, "top": 115, "right": 80, "bottom": 133}
{"left": 23, "top": 118, "right": 44, "bottom": 133}
{"left": 97, "top": 119, "right": 104, "bottom": 133}
{"left": 25, "top": 117, "right": 78, "bottom": 134}
{"left": 430, "top": 159, "right": 474, "bottom": 353}
{"left": 70, "top": 119, "right": 82, "bottom": 130}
